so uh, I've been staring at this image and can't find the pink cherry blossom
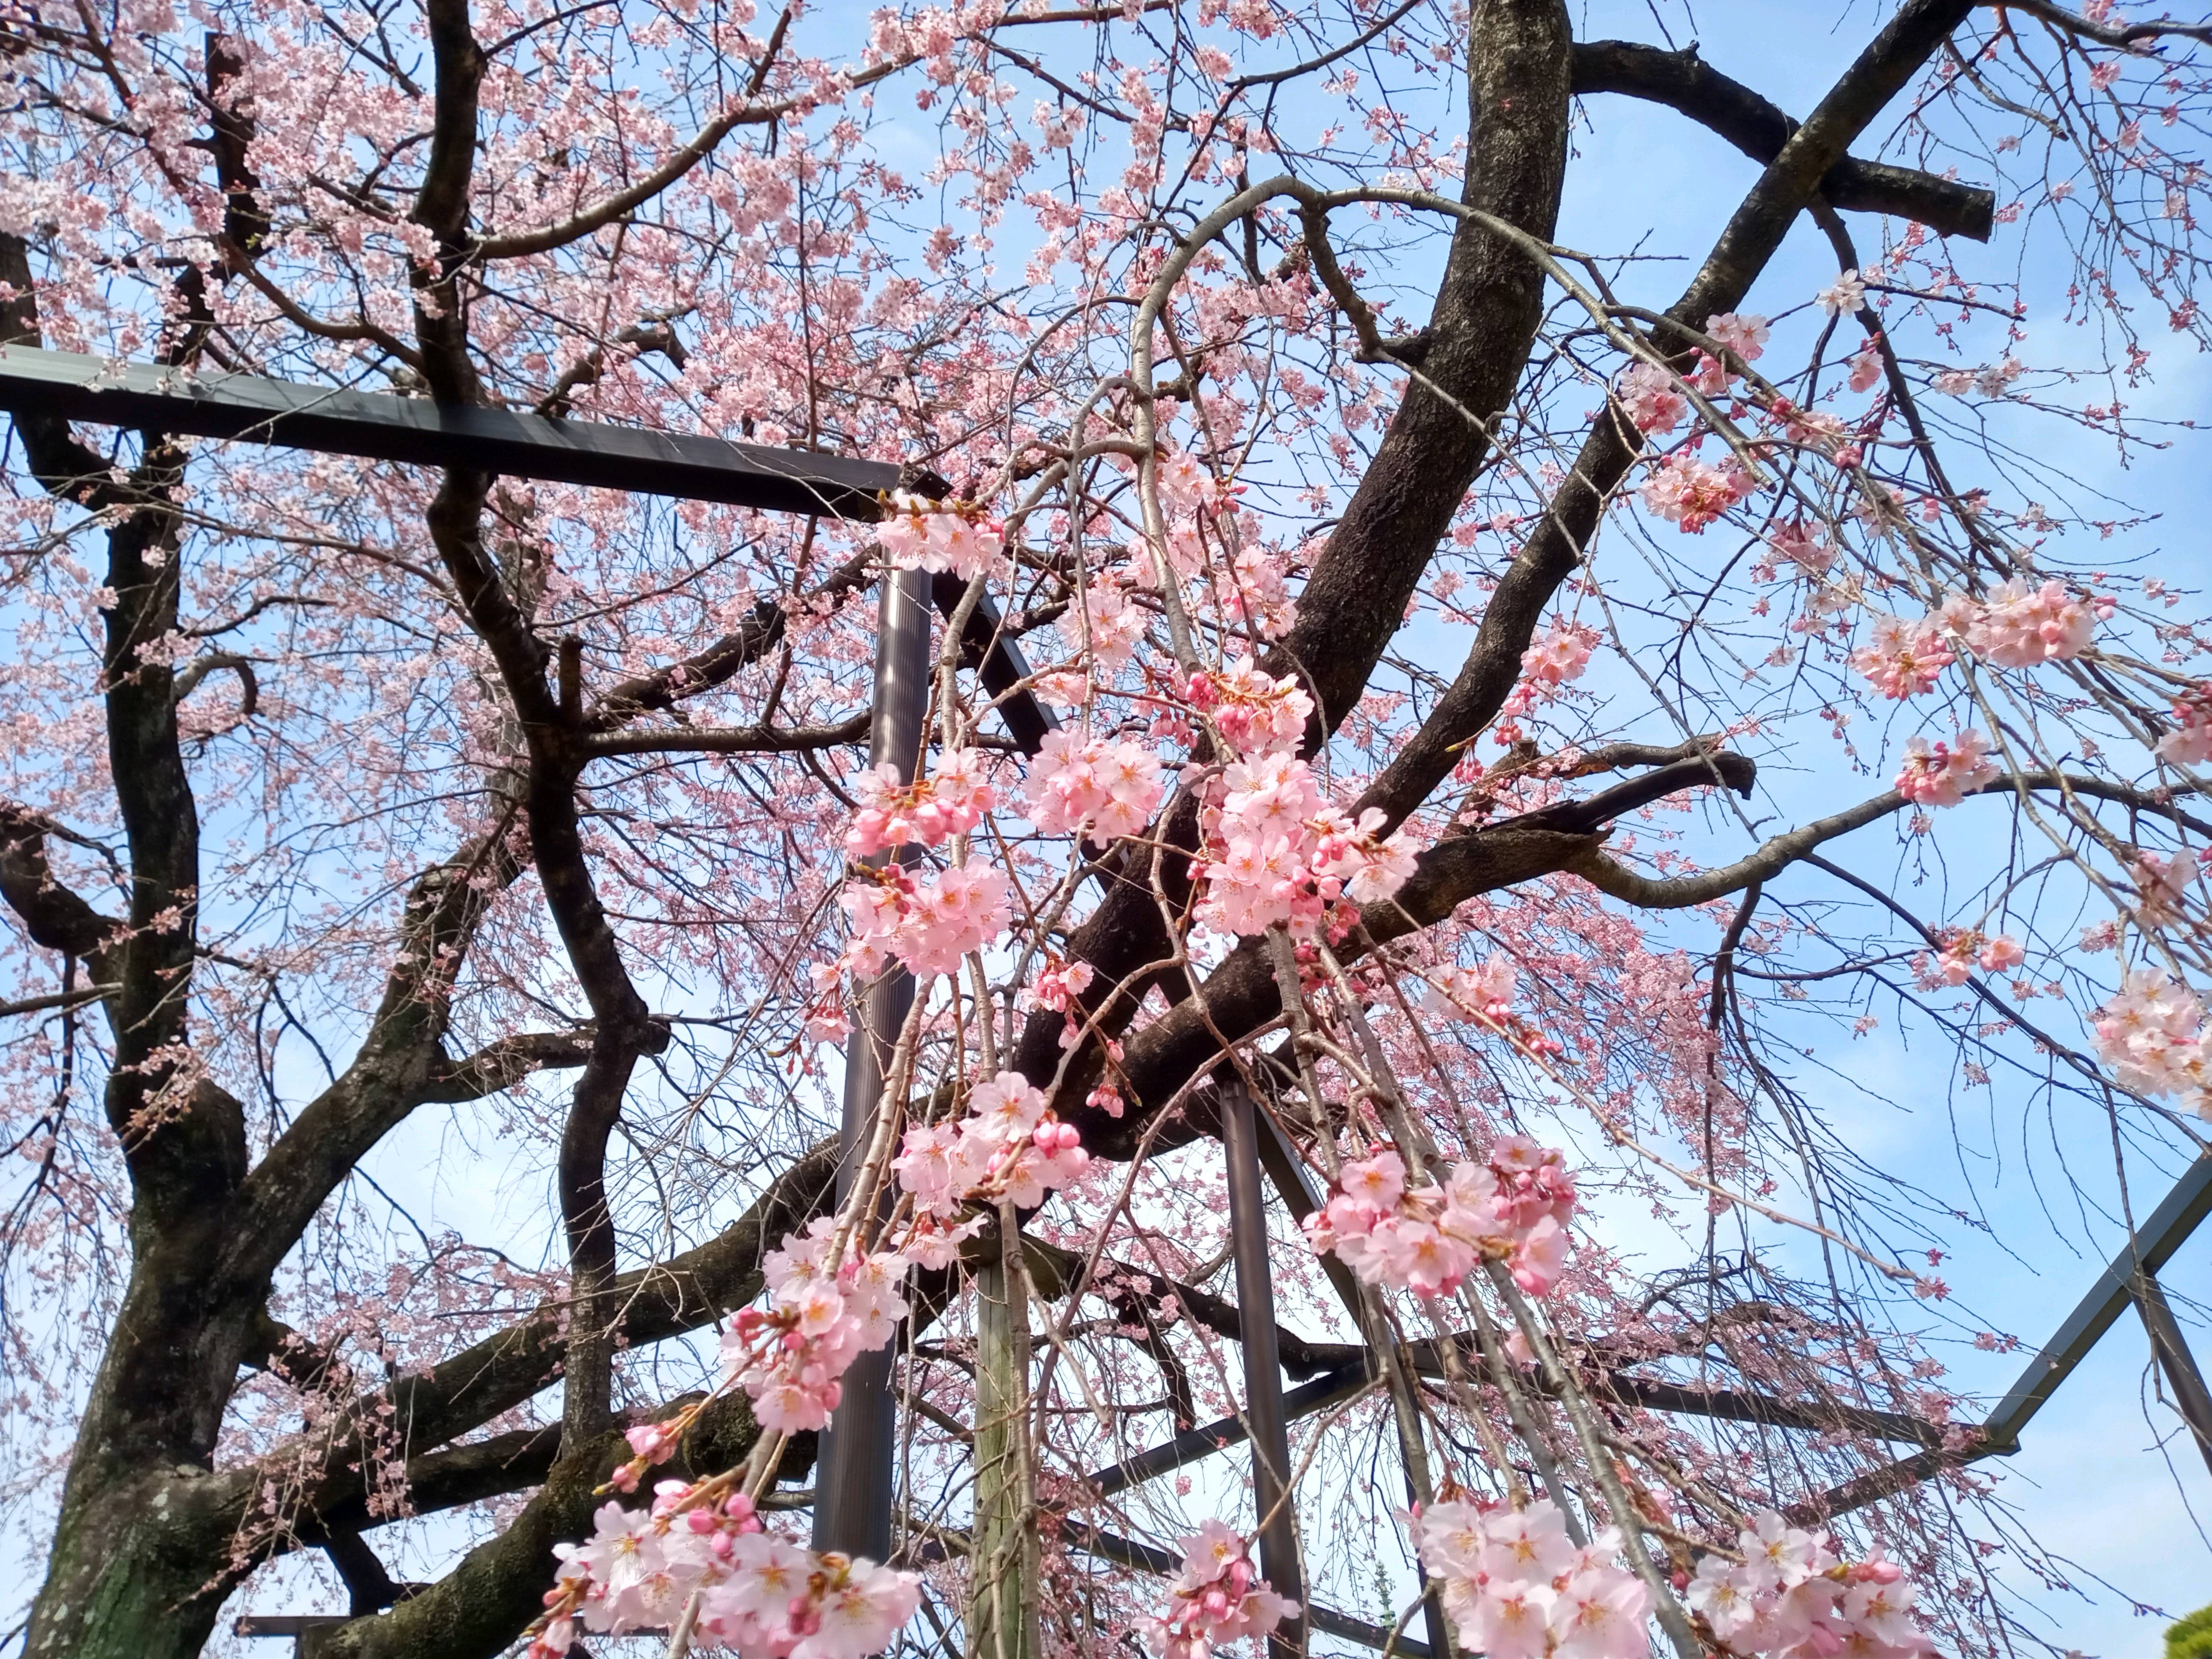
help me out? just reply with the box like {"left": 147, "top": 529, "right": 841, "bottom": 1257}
{"left": 1520, "top": 621, "right": 1595, "bottom": 686}
{"left": 1021, "top": 728, "right": 1163, "bottom": 842}
{"left": 1195, "top": 750, "right": 1417, "bottom": 938}
{"left": 1137, "top": 1521, "right": 1296, "bottom": 1659}
{"left": 838, "top": 861, "right": 1012, "bottom": 979}
{"left": 2157, "top": 686, "right": 2212, "bottom": 764}
{"left": 1304, "top": 1142, "right": 1577, "bottom": 1299}
{"left": 1893, "top": 729, "right": 1998, "bottom": 806}
{"left": 1615, "top": 361, "right": 1686, "bottom": 435}
{"left": 1708, "top": 311, "right": 1771, "bottom": 363}
{"left": 545, "top": 1487, "right": 917, "bottom": 1659}
{"left": 1187, "top": 657, "right": 1315, "bottom": 751}
{"left": 1423, "top": 955, "right": 1519, "bottom": 1022}
{"left": 1818, "top": 268, "right": 1869, "bottom": 315}
{"left": 895, "top": 1070, "right": 1088, "bottom": 1217}
{"left": 1680, "top": 1511, "right": 1930, "bottom": 1659}
{"left": 1639, "top": 452, "right": 1754, "bottom": 532}
{"left": 2093, "top": 968, "right": 2212, "bottom": 1114}
{"left": 846, "top": 749, "right": 995, "bottom": 856}
{"left": 876, "top": 494, "right": 1003, "bottom": 580}
{"left": 1850, "top": 613, "right": 1955, "bottom": 698}
{"left": 1956, "top": 578, "right": 2094, "bottom": 666}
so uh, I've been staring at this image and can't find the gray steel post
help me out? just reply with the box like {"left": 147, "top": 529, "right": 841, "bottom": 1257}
{"left": 1222, "top": 1080, "right": 1307, "bottom": 1659}
{"left": 813, "top": 566, "right": 931, "bottom": 1561}
{"left": 2134, "top": 1271, "right": 2212, "bottom": 1481}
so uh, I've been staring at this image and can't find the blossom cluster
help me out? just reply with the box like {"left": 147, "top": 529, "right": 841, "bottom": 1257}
{"left": 892, "top": 1070, "right": 1089, "bottom": 1221}
{"left": 1195, "top": 749, "right": 1418, "bottom": 938}
{"left": 876, "top": 494, "right": 1003, "bottom": 581}
{"left": 1519, "top": 623, "right": 1596, "bottom": 687}
{"left": 1849, "top": 614, "right": 1955, "bottom": 699}
{"left": 1186, "top": 657, "right": 1315, "bottom": 751}
{"left": 697, "top": 1070, "right": 1094, "bottom": 1446}
{"left": 1420, "top": 955, "right": 1564, "bottom": 1060}
{"left": 1639, "top": 452, "right": 1754, "bottom": 533}
{"left": 2158, "top": 685, "right": 2212, "bottom": 765}
{"left": 1021, "top": 728, "right": 1165, "bottom": 842}
{"left": 1686, "top": 1510, "right": 1929, "bottom": 1658}
{"left": 717, "top": 1219, "right": 912, "bottom": 1434}
{"left": 1922, "top": 928, "right": 2021, "bottom": 988}
{"left": 1422, "top": 955, "right": 1520, "bottom": 1024}
{"left": 2092, "top": 968, "right": 2212, "bottom": 1115}
{"left": 1412, "top": 1498, "right": 1650, "bottom": 1659}
{"left": 1614, "top": 312, "right": 1768, "bottom": 438}
{"left": 838, "top": 862, "right": 1011, "bottom": 979}
{"left": 1136, "top": 1520, "right": 1297, "bottom": 1659}
{"left": 1493, "top": 620, "right": 1599, "bottom": 745}
{"left": 846, "top": 749, "right": 994, "bottom": 856}
{"left": 1302, "top": 1139, "right": 1576, "bottom": 1298}
{"left": 1852, "top": 582, "right": 2096, "bottom": 699}
{"left": 1892, "top": 729, "right": 1997, "bottom": 807}
{"left": 540, "top": 1490, "right": 918, "bottom": 1659}
{"left": 1952, "top": 578, "right": 2094, "bottom": 667}
{"left": 1079, "top": 578, "right": 1153, "bottom": 669}
{"left": 1616, "top": 362, "right": 1686, "bottom": 435}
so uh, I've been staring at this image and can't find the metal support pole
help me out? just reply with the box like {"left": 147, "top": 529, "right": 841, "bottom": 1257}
{"left": 1222, "top": 1080, "right": 1306, "bottom": 1659}
{"left": 1250, "top": 1099, "right": 1454, "bottom": 1659}
{"left": 814, "top": 566, "right": 931, "bottom": 1561}
{"left": 2134, "top": 1270, "right": 2212, "bottom": 1481}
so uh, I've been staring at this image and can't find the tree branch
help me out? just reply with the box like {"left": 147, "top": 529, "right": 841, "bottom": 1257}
{"left": 583, "top": 713, "right": 869, "bottom": 758}
{"left": 1566, "top": 768, "right": 2212, "bottom": 910}
{"left": 580, "top": 551, "right": 875, "bottom": 734}
{"left": 0, "top": 804, "right": 122, "bottom": 962}
{"left": 471, "top": 9, "right": 790, "bottom": 259}
{"left": 419, "top": 1027, "right": 596, "bottom": 1102}
{"left": 1351, "top": 0, "right": 1978, "bottom": 841}
{"left": 1570, "top": 40, "right": 1995, "bottom": 241}
{"left": 1010, "top": 0, "right": 1578, "bottom": 1096}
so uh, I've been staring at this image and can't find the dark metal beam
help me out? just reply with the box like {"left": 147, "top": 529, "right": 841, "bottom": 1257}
{"left": 1082, "top": 1361, "right": 1373, "bottom": 1501}
{"left": 1223, "top": 1079, "right": 1306, "bottom": 1659}
{"left": 1, "top": 348, "right": 1065, "bottom": 757}
{"left": 930, "top": 573, "right": 1057, "bottom": 757}
{"left": 1793, "top": 1150, "right": 2212, "bottom": 1523}
{"left": 0, "top": 345, "right": 902, "bottom": 518}
{"left": 813, "top": 568, "right": 930, "bottom": 1563}
{"left": 2134, "top": 1272, "right": 2212, "bottom": 1481}
{"left": 1982, "top": 1150, "right": 2212, "bottom": 1452}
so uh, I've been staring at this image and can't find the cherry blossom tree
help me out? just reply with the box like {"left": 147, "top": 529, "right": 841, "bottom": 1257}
{"left": 4, "top": 1, "right": 2212, "bottom": 1657}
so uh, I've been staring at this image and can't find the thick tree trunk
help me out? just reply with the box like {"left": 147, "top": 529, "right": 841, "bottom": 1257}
{"left": 30, "top": 1468, "right": 239, "bottom": 1659}
{"left": 27, "top": 1253, "right": 260, "bottom": 1659}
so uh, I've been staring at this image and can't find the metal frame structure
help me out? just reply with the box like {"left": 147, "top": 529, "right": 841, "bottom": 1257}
{"left": 10, "top": 350, "right": 2207, "bottom": 1654}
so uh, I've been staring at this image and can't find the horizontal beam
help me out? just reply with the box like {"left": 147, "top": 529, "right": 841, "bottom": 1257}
{"left": 0, "top": 346, "right": 905, "bottom": 519}
{"left": 1584, "top": 1369, "right": 1942, "bottom": 1448}
{"left": 1082, "top": 1360, "right": 1374, "bottom": 1500}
